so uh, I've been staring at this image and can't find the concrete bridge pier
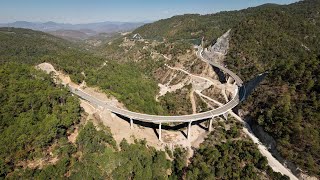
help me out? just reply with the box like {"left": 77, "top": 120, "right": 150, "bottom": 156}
{"left": 227, "top": 76, "right": 231, "bottom": 84}
{"left": 201, "top": 36, "right": 205, "bottom": 48}
{"left": 187, "top": 121, "right": 192, "bottom": 139}
{"left": 159, "top": 123, "right": 162, "bottom": 141}
{"left": 227, "top": 76, "right": 234, "bottom": 84}
{"left": 130, "top": 118, "right": 133, "bottom": 129}
{"left": 223, "top": 112, "right": 228, "bottom": 121}
{"left": 208, "top": 118, "right": 213, "bottom": 131}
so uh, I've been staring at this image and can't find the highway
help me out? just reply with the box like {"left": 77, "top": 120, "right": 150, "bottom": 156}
{"left": 197, "top": 48, "right": 243, "bottom": 86}
{"left": 69, "top": 47, "right": 246, "bottom": 123}
{"left": 68, "top": 46, "right": 299, "bottom": 179}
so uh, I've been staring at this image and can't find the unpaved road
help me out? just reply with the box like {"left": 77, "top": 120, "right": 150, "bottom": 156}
{"left": 37, "top": 51, "right": 298, "bottom": 179}
{"left": 199, "top": 86, "right": 298, "bottom": 180}
{"left": 199, "top": 29, "right": 298, "bottom": 179}
{"left": 165, "top": 64, "right": 236, "bottom": 99}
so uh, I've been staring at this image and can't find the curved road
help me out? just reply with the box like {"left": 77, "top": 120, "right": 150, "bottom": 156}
{"left": 68, "top": 47, "right": 299, "bottom": 179}
{"left": 70, "top": 47, "right": 246, "bottom": 123}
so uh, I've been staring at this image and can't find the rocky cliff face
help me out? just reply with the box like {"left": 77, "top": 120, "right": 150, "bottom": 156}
{"left": 209, "top": 29, "right": 231, "bottom": 55}
{"left": 204, "top": 29, "right": 231, "bottom": 64}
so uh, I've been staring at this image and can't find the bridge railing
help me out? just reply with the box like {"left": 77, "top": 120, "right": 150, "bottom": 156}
{"left": 70, "top": 47, "right": 245, "bottom": 123}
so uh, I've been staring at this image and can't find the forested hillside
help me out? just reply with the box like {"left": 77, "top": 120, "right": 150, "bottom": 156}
{"left": 4, "top": 112, "right": 287, "bottom": 179}
{"left": 135, "top": 0, "right": 320, "bottom": 176}
{"left": 0, "top": 28, "right": 103, "bottom": 83}
{"left": 8, "top": 122, "right": 172, "bottom": 179}
{"left": 0, "top": 28, "right": 165, "bottom": 114}
{"left": 133, "top": 12, "right": 245, "bottom": 42}
{"left": 186, "top": 118, "right": 289, "bottom": 180}
{"left": 1, "top": 0, "right": 319, "bottom": 178}
{"left": 0, "top": 59, "right": 172, "bottom": 179}
{"left": 0, "top": 27, "right": 289, "bottom": 179}
{"left": 0, "top": 63, "right": 81, "bottom": 177}
{"left": 226, "top": 0, "right": 320, "bottom": 176}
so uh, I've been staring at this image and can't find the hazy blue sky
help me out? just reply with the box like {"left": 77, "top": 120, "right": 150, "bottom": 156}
{"left": 1, "top": 0, "right": 299, "bottom": 24}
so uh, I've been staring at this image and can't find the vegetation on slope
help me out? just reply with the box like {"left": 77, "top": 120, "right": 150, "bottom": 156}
{"left": 85, "top": 61, "right": 166, "bottom": 115}
{"left": 5, "top": 116, "right": 286, "bottom": 179}
{"left": 134, "top": 12, "right": 246, "bottom": 42}
{"left": 186, "top": 118, "right": 289, "bottom": 180}
{"left": 0, "top": 28, "right": 104, "bottom": 83}
{"left": 1, "top": 0, "right": 319, "bottom": 177}
{"left": 0, "top": 28, "right": 165, "bottom": 114}
{"left": 225, "top": 0, "right": 320, "bottom": 176}
{"left": 8, "top": 122, "right": 171, "bottom": 179}
{"left": 0, "top": 63, "right": 285, "bottom": 180}
{"left": 96, "top": 33, "right": 202, "bottom": 115}
{"left": 0, "top": 63, "right": 81, "bottom": 177}
{"left": 188, "top": 139, "right": 288, "bottom": 179}
{"left": 134, "top": 0, "right": 320, "bottom": 176}
{"left": 0, "top": 63, "right": 169, "bottom": 179}
{"left": 159, "top": 85, "right": 193, "bottom": 115}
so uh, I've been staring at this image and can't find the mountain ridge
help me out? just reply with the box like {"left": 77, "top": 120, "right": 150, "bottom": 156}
{"left": 0, "top": 21, "right": 147, "bottom": 35}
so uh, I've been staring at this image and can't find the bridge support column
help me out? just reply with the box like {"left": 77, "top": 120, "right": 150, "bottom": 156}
{"left": 223, "top": 112, "right": 228, "bottom": 121}
{"left": 223, "top": 74, "right": 228, "bottom": 84}
{"left": 201, "top": 37, "right": 204, "bottom": 48}
{"left": 130, "top": 118, "right": 133, "bottom": 129}
{"left": 208, "top": 118, "right": 213, "bottom": 132}
{"left": 227, "top": 76, "right": 232, "bottom": 84}
{"left": 159, "top": 123, "right": 162, "bottom": 141}
{"left": 187, "top": 122, "right": 192, "bottom": 140}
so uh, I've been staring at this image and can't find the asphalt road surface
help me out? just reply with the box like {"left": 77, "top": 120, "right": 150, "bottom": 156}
{"left": 69, "top": 47, "right": 245, "bottom": 123}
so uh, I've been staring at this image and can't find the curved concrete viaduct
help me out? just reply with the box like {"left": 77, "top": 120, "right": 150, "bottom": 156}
{"left": 69, "top": 47, "right": 246, "bottom": 141}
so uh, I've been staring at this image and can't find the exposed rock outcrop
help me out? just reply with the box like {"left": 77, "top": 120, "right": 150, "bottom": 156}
{"left": 204, "top": 29, "right": 231, "bottom": 64}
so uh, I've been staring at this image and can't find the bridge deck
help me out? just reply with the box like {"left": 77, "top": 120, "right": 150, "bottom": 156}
{"left": 70, "top": 47, "right": 245, "bottom": 123}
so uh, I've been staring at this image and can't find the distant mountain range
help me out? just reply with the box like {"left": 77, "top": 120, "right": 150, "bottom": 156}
{"left": 0, "top": 21, "right": 147, "bottom": 33}
{"left": 0, "top": 21, "right": 148, "bottom": 40}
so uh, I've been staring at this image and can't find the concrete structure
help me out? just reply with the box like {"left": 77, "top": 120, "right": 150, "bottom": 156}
{"left": 132, "top": 33, "right": 143, "bottom": 40}
{"left": 69, "top": 47, "right": 248, "bottom": 141}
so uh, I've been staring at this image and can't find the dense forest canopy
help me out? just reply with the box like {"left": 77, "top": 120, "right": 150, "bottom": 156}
{"left": 226, "top": 0, "right": 320, "bottom": 176}
{"left": 187, "top": 120, "right": 289, "bottom": 180}
{"left": 0, "top": 63, "right": 81, "bottom": 177}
